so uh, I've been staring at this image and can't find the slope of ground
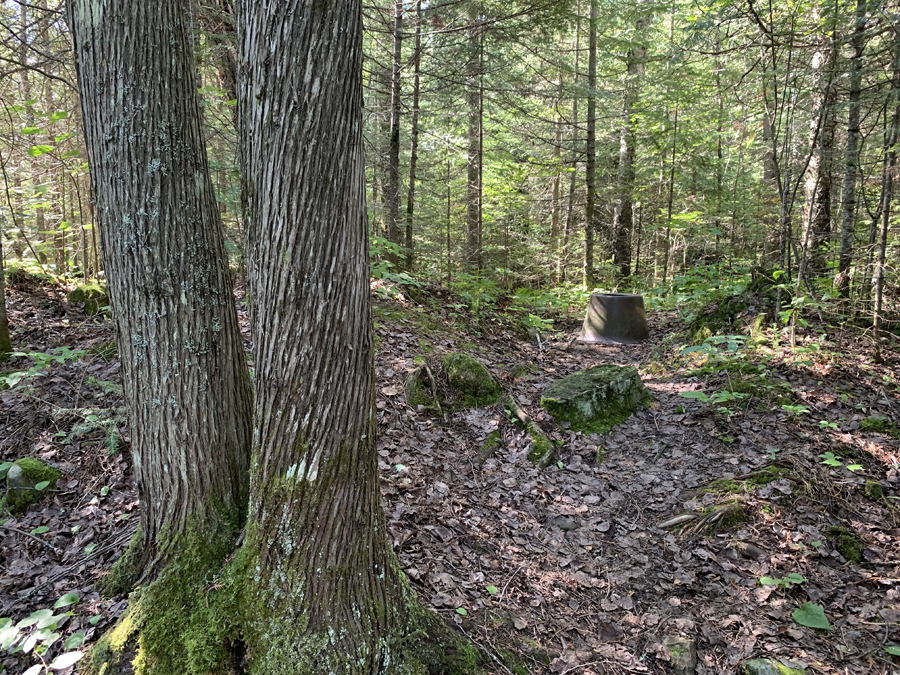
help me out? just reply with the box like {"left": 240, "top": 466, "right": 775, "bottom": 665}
{"left": 1, "top": 280, "right": 899, "bottom": 675}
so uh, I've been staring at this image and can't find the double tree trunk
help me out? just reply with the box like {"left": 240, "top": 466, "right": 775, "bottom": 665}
{"left": 67, "top": 0, "right": 253, "bottom": 576}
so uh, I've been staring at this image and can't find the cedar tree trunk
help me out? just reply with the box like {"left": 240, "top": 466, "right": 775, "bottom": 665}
{"left": 67, "top": 0, "right": 253, "bottom": 578}
{"left": 235, "top": 0, "right": 478, "bottom": 670}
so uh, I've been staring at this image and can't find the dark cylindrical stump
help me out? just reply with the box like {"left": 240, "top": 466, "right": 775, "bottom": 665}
{"left": 579, "top": 293, "right": 649, "bottom": 344}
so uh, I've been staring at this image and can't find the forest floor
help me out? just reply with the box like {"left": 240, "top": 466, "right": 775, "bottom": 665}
{"left": 1, "top": 275, "right": 899, "bottom": 675}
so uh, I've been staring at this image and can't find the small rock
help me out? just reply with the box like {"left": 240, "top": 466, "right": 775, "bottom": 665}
{"left": 547, "top": 515, "right": 580, "bottom": 531}
{"left": 662, "top": 635, "right": 698, "bottom": 675}
{"left": 740, "top": 658, "right": 806, "bottom": 675}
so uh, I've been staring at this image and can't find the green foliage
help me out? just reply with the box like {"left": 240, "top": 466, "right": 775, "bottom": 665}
{"left": 0, "top": 592, "right": 86, "bottom": 674}
{"left": 818, "top": 452, "right": 862, "bottom": 472}
{"left": 860, "top": 416, "right": 900, "bottom": 438}
{"left": 792, "top": 602, "right": 832, "bottom": 630}
{"left": 759, "top": 573, "right": 806, "bottom": 590}
{"left": 4, "top": 458, "right": 63, "bottom": 514}
{"left": 0, "top": 347, "right": 85, "bottom": 390}
{"left": 825, "top": 527, "right": 864, "bottom": 564}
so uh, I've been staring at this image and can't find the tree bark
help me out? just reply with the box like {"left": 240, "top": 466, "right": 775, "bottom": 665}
{"left": 465, "top": 7, "right": 483, "bottom": 272}
{"left": 583, "top": 0, "right": 597, "bottom": 289}
{"left": 404, "top": 0, "right": 422, "bottom": 271}
{"left": 386, "top": 0, "right": 403, "bottom": 266}
{"left": 837, "top": 0, "right": 866, "bottom": 298}
{"left": 611, "top": 18, "right": 645, "bottom": 279}
{"left": 0, "top": 236, "right": 11, "bottom": 360}
{"left": 67, "top": 0, "right": 253, "bottom": 577}
{"left": 235, "top": 0, "right": 475, "bottom": 669}
{"left": 799, "top": 32, "right": 837, "bottom": 284}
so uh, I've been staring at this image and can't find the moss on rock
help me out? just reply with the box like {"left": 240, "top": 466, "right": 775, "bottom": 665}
{"left": 865, "top": 480, "right": 883, "bottom": 501}
{"left": 540, "top": 365, "right": 650, "bottom": 434}
{"left": 826, "top": 526, "right": 864, "bottom": 564}
{"left": 740, "top": 658, "right": 806, "bottom": 675}
{"left": 443, "top": 352, "right": 501, "bottom": 407}
{"left": 6, "top": 457, "right": 62, "bottom": 513}
{"left": 405, "top": 366, "right": 439, "bottom": 410}
{"left": 68, "top": 283, "right": 109, "bottom": 315}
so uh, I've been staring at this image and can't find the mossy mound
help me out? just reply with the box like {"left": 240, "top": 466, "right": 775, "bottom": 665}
{"left": 442, "top": 352, "right": 502, "bottom": 407}
{"left": 404, "top": 366, "right": 440, "bottom": 410}
{"left": 6, "top": 457, "right": 63, "bottom": 513}
{"left": 826, "top": 526, "right": 864, "bottom": 564}
{"left": 540, "top": 365, "right": 651, "bottom": 434}
{"left": 703, "top": 465, "right": 790, "bottom": 495}
{"left": 68, "top": 283, "right": 109, "bottom": 315}
{"left": 690, "top": 272, "right": 778, "bottom": 341}
{"left": 740, "top": 658, "right": 806, "bottom": 675}
{"left": 5, "top": 265, "right": 52, "bottom": 290}
{"left": 860, "top": 415, "right": 900, "bottom": 438}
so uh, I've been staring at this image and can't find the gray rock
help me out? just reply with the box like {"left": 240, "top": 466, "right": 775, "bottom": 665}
{"left": 6, "top": 463, "right": 34, "bottom": 490}
{"left": 662, "top": 635, "right": 697, "bottom": 675}
{"left": 547, "top": 515, "right": 580, "bottom": 531}
{"left": 740, "top": 658, "right": 806, "bottom": 675}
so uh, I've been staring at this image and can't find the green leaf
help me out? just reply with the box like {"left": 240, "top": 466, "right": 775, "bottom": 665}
{"left": 64, "top": 632, "right": 86, "bottom": 650}
{"left": 785, "top": 573, "right": 806, "bottom": 585}
{"left": 759, "top": 576, "right": 778, "bottom": 586}
{"left": 23, "top": 664, "right": 43, "bottom": 675}
{"left": 455, "top": 607, "right": 468, "bottom": 616}
{"left": 35, "top": 481, "right": 50, "bottom": 491}
{"left": 21, "top": 126, "right": 44, "bottom": 135}
{"left": 486, "top": 585, "right": 499, "bottom": 595}
{"left": 18, "top": 609, "right": 53, "bottom": 629}
{"left": 84, "top": 543, "right": 97, "bottom": 555}
{"left": 31, "top": 526, "right": 50, "bottom": 535}
{"left": 49, "top": 110, "right": 68, "bottom": 122}
{"left": 884, "top": 645, "right": 900, "bottom": 656}
{"left": 53, "top": 593, "right": 80, "bottom": 609}
{"left": 100, "top": 486, "right": 110, "bottom": 496}
{"left": 846, "top": 464, "right": 863, "bottom": 472}
{"left": 819, "top": 452, "right": 843, "bottom": 467}
{"left": 89, "top": 615, "right": 101, "bottom": 626}
{"left": 49, "top": 651, "right": 84, "bottom": 670}
{"left": 679, "top": 390, "right": 710, "bottom": 402}
{"left": 792, "top": 602, "right": 832, "bottom": 630}
{"left": 28, "top": 144, "right": 55, "bottom": 157}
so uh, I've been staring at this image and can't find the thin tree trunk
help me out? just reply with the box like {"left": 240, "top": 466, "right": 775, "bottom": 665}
{"left": 583, "top": 0, "right": 597, "bottom": 289}
{"left": 560, "top": 2, "right": 581, "bottom": 284}
{"left": 465, "top": 7, "right": 482, "bottom": 272}
{"left": 611, "top": 18, "right": 645, "bottom": 279}
{"left": 873, "top": 40, "right": 900, "bottom": 363}
{"left": 837, "top": 0, "right": 866, "bottom": 298}
{"left": 386, "top": 0, "right": 403, "bottom": 266}
{"left": 68, "top": 0, "right": 253, "bottom": 579}
{"left": 0, "top": 236, "right": 11, "bottom": 360}
{"left": 661, "top": 106, "right": 678, "bottom": 284}
{"left": 404, "top": 0, "right": 422, "bottom": 271}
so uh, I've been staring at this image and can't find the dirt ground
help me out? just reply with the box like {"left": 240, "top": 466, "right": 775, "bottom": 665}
{"left": 1, "top": 279, "right": 899, "bottom": 675}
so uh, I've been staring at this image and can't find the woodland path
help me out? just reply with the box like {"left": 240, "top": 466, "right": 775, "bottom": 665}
{"left": 1, "top": 280, "right": 898, "bottom": 674}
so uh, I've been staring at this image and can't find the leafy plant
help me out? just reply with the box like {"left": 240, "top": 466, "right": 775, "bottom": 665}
{"left": 792, "top": 602, "right": 832, "bottom": 630}
{"left": 759, "top": 573, "right": 806, "bottom": 590}
{"left": 819, "top": 452, "right": 862, "bottom": 472}
{"left": 0, "top": 592, "right": 86, "bottom": 673}
{"left": 0, "top": 348, "right": 86, "bottom": 390}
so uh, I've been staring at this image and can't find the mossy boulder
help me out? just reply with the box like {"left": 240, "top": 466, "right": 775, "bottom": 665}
{"left": 404, "top": 366, "right": 439, "bottom": 410}
{"left": 68, "top": 283, "right": 109, "bottom": 315}
{"left": 540, "top": 365, "right": 651, "bottom": 434}
{"left": 443, "top": 352, "right": 501, "bottom": 407}
{"left": 5, "top": 457, "right": 62, "bottom": 513}
{"left": 826, "top": 526, "right": 864, "bottom": 564}
{"left": 740, "top": 658, "right": 806, "bottom": 675}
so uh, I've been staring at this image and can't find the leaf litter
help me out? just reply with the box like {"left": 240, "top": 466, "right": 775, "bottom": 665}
{"left": 0, "top": 281, "right": 898, "bottom": 674}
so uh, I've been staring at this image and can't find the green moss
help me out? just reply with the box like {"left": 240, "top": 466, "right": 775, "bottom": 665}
{"left": 100, "top": 529, "right": 143, "bottom": 597}
{"left": 540, "top": 365, "right": 650, "bottom": 434}
{"left": 703, "top": 465, "right": 789, "bottom": 495}
{"left": 740, "top": 658, "right": 806, "bottom": 675}
{"left": 860, "top": 416, "right": 900, "bottom": 438}
{"left": 443, "top": 353, "right": 501, "bottom": 407}
{"left": 826, "top": 526, "right": 864, "bottom": 564}
{"left": 68, "top": 283, "right": 109, "bottom": 315}
{"left": 6, "top": 458, "right": 63, "bottom": 513}
{"left": 405, "top": 366, "right": 438, "bottom": 409}
{"left": 478, "top": 431, "right": 502, "bottom": 464}
{"left": 526, "top": 428, "right": 553, "bottom": 466}
{"left": 865, "top": 480, "right": 883, "bottom": 501}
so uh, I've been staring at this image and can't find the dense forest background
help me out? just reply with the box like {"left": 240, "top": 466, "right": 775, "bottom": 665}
{"left": 0, "top": 0, "right": 899, "bottom": 345}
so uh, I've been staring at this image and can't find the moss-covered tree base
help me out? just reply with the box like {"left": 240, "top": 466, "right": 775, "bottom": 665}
{"left": 88, "top": 530, "right": 487, "bottom": 675}
{"left": 67, "top": 283, "right": 109, "bottom": 315}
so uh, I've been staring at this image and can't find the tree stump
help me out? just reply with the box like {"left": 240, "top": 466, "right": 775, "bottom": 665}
{"left": 579, "top": 293, "right": 649, "bottom": 344}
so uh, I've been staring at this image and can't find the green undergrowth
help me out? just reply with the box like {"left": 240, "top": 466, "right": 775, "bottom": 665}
{"left": 100, "top": 528, "right": 143, "bottom": 598}
{"left": 860, "top": 416, "right": 900, "bottom": 439}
